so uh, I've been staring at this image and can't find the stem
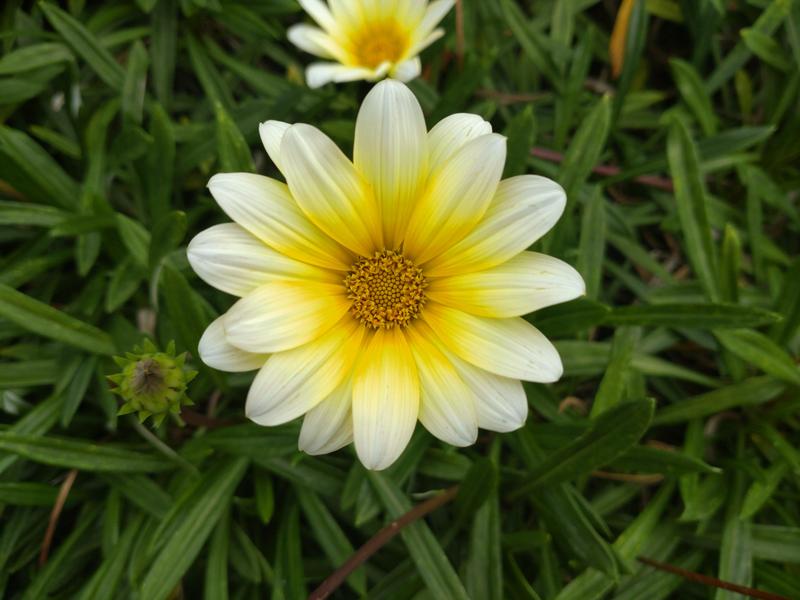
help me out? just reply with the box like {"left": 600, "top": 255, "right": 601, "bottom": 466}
{"left": 637, "top": 556, "right": 789, "bottom": 600}
{"left": 308, "top": 485, "right": 459, "bottom": 600}
{"left": 39, "top": 469, "right": 78, "bottom": 566}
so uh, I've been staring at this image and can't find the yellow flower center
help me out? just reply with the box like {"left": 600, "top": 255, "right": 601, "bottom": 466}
{"left": 345, "top": 250, "right": 427, "bottom": 329}
{"left": 352, "top": 21, "right": 408, "bottom": 69}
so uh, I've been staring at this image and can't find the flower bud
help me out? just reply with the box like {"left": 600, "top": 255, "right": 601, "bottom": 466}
{"left": 107, "top": 339, "right": 197, "bottom": 426}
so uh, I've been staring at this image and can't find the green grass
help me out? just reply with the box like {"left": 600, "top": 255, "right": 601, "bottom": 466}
{"left": 2, "top": 0, "right": 800, "bottom": 598}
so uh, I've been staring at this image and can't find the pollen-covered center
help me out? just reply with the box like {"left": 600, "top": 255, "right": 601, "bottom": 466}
{"left": 352, "top": 21, "right": 408, "bottom": 69}
{"left": 345, "top": 250, "right": 427, "bottom": 329}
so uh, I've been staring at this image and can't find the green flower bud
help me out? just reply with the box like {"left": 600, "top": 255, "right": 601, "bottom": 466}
{"left": 107, "top": 339, "right": 197, "bottom": 426}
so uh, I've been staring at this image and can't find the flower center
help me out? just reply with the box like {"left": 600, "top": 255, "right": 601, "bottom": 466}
{"left": 132, "top": 358, "right": 164, "bottom": 396}
{"left": 352, "top": 21, "right": 408, "bottom": 69}
{"left": 344, "top": 250, "right": 427, "bottom": 329}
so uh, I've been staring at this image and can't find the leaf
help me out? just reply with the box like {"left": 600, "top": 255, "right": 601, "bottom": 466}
{"left": 214, "top": 101, "right": 254, "bottom": 172}
{"left": 0, "top": 482, "right": 60, "bottom": 506}
{"left": 741, "top": 27, "right": 793, "bottom": 71}
{"left": 611, "top": 446, "right": 721, "bottom": 476}
{"left": 511, "top": 429, "right": 620, "bottom": 577}
{"left": 653, "top": 376, "right": 785, "bottom": 425}
{"left": 39, "top": 2, "right": 125, "bottom": 90}
{"left": 670, "top": 58, "right": 718, "bottom": 135}
{"left": 368, "top": 471, "right": 470, "bottom": 600}
{"left": 666, "top": 114, "right": 720, "bottom": 301}
{"left": 603, "top": 303, "right": 781, "bottom": 328}
{"left": 559, "top": 95, "right": 612, "bottom": 199}
{"left": 454, "top": 457, "right": 498, "bottom": 524}
{"left": 0, "top": 126, "right": 79, "bottom": 209}
{"left": 204, "top": 511, "right": 230, "bottom": 600}
{"left": 273, "top": 502, "right": 306, "bottom": 600}
{"left": 576, "top": 187, "right": 606, "bottom": 300}
{"left": 590, "top": 326, "right": 640, "bottom": 416}
{"left": 297, "top": 486, "right": 366, "bottom": 595}
{"left": 148, "top": 210, "right": 186, "bottom": 271}
{"left": 140, "top": 458, "right": 249, "bottom": 600}
{"left": 465, "top": 489, "right": 503, "bottom": 600}
{"left": 0, "top": 42, "right": 73, "bottom": 75}
{"left": 77, "top": 513, "right": 145, "bottom": 600}
{"left": 121, "top": 40, "right": 149, "bottom": 124}
{"left": 0, "top": 433, "right": 174, "bottom": 472}
{"left": 512, "top": 399, "right": 655, "bottom": 496}
{"left": 503, "top": 106, "right": 536, "bottom": 178}
{"left": 0, "top": 284, "right": 116, "bottom": 355}
{"left": 60, "top": 355, "right": 97, "bottom": 427}
{"left": 160, "top": 264, "right": 210, "bottom": 355}
{"left": 115, "top": 214, "right": 151, "bottom": 269}
{"left": 715, "top": 329, "right": 800, "bottom": 387}
{"left": 609, "top": 0, "right": 637, "bottom": 78}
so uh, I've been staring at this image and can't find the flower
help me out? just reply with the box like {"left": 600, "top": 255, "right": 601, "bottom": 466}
{"left": 288, "top": 0, "right": 455, "bottom": 88}
{"left": 108, "top": 339, "right": 197, "bottom": 426}
{"left": 187, "top": 80, "right": 585, "bottom": 470}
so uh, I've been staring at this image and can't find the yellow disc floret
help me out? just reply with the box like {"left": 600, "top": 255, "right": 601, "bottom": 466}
{"left": 351, "top": 21, "right": 409, "bottom": 69}
{"left": 345, "top": 250, "right": 426, "bottom": 329}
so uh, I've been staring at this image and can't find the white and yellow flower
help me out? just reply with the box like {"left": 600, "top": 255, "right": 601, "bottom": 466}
{"left": 188, "top": 80, "right": 584, "bottom": 470}
{"left": 288, "top": 0, "right": 454, "bottom": 88}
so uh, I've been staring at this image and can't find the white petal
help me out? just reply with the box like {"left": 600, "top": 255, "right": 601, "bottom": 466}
{"left": 246, "top": 317, "right": 363, "bottom": 425}
{"left": 448, "top": 354, "right": 528, "bottom": 432}
{"left": 187, "top": 223, "right": 338, "bottom": 297}
{"left": 281, "top": 123, "right": 381, "bottom": 255}
{"left": 418, "top": 0, "right": 455, "bottom": 38}
{"left": 287, "top": 24, "right": 346, "bottom": 61}
{"left": 297, "top": 0, "right": 338, "bottom": 33}
{"left": 422, "top": 302, "right": 563, "bottom": 382}
{"left": 354, "top": 79, "right": 427, "bottom": 248}
{"left": 299, "top": 378, "right": 353, "bottom": 455}
{"left": 407, "top": 28, "right": 446, "bottom": 58}
{"left": 427, "top": 251, "right": 586, "bottom": 317}
{"left": 395, "top": 0, "right": 427, "bottom": 27}
{"left": 424, "top": 175, "right": 566, "bottom": 277}
{"left": 427, "top": 113, "right": 492, "bottom": 173}
{"left": 352, "top": 328, "right": 419, "bottom": 470}
{"left": 258, "top": 120, "right": 290, "bottom": 174}
{"left": 404, "top": 133, "right": 506, "bottom": 264}
{"left": 306, "top": 62, "right": 376, "bottom": 88}
{"left": 198, "top": 315, "right": 269, "bottom": 373}
{"left": 406, "top": 324, "right": 477, "bottom": 447}
{"left": 392, "top": 57, "right": 421, "bottom": 82}
{"left": 223, "top": 281, "right": 349, "bottom": 353}
{"left": 207, "top": 173, "right": 352, "bottom": 271}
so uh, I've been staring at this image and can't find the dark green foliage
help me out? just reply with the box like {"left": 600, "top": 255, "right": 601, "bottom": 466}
{"left": 1, "top": 1, "right": 799, "bottom": 599}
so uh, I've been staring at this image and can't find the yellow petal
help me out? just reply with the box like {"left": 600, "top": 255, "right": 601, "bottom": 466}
{"left": 406, "top": 323, "right": 477, "bottom": 446}
{"left": 423, "top": 175, "right": 566, "bottom": 277}
{"left": 224, "top": 281, "right": 349, "bottom": 353}
{"left": 299, "top": 377, "right": 353, "bottom": 455}
{"left": 207, "top": 173, "right": 352, "bottom": 271}
{"left": 422, "top": 302, "right": 563, "bottom": 382}
{"left": 427, "top": 251, "right": 585, "bottom": 317}
{"left": 404, "top": 133, "right": 506, "bottom": 264}
{"left": 287, "top": 24, "right": 348, "bottom": 62}
{"left": 392, "top": 57, "right": 422, "bottom": 81}
{"left": 354, "top": 79, "right": 427, "bottom": 248}
{"left": 198, "top": 315, "right": 269, "bottom": 373}
{"left": 187, "top": 223, "right": 339, "bottom": 297}
{"left": 427, "top": 113, "right": 492, "bottom": 173}
{"left": 246, "top": 317, "right": 364, "bottom": 426}
{"left": 258, "top": 120, "right": 290, "bottom": 174}
{"left": 281, "top": 124, "right": 381, "bottom": 255}
{"left": 352, "top": 328, "right": 419, "bottom": 470}
{"left": 298, "top": 0, "right": 338, "bottom": 34}
{"left": 447, "top": 353, "right": 528, "bottom": 433}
